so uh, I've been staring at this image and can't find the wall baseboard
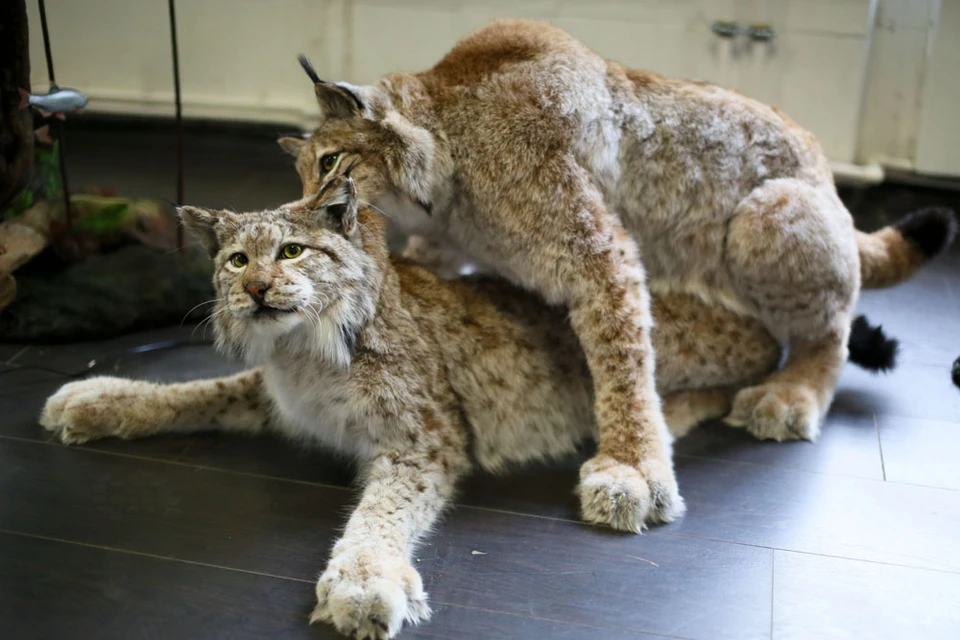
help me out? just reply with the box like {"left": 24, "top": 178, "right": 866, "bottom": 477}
{"left": 77, "top": 95, "right": 891, "bottom": 188}
{"left": 79, "top": 90, "right": 315, "bottom": 130}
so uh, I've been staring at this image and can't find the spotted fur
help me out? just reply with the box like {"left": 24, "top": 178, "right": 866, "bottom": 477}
{"left": 42, "top": 172, "right": 923, "bottom": 638}
{"left": 278, "top": 20, "right": 955, "bottom": 536}
{"left": 41, "top": 175, "right": 785, "bottom": 638}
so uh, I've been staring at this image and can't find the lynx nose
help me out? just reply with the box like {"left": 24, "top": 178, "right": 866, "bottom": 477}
{"left": 244, "top": 281, "right": 270, "bottom": 304}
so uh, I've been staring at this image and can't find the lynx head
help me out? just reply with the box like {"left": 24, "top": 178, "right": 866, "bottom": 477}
{"left": 277, "top": 56, "right": 437, "bottom": 216}
{"left": 179, "top": 175, "right": 382, "bottom": 368}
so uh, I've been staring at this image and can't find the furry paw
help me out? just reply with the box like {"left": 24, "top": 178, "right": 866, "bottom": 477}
{"left": 40, "top": 376, "right": 159, "bottom": 445}
{"left": 577, "top": 454, "right": 685, "bottom": 533}
{"left": 311, "top": 546, "right": 430, "bottom": 639}
{"left": 725, "top": 382, "right": 821, "bottom": 441}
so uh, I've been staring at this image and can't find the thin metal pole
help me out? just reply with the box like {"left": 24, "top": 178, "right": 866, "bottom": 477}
{"left": 168, "top": 0, "right": 185, "bottom": 249}
{"left": 37, "top": 0, "right": 55, "bottom": 83}
{"left": 37, "top": 0, "right": 72, "bottom": 232}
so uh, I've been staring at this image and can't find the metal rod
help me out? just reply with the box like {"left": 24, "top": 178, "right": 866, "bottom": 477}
{"left": 37, "top": 0, "right": 55, "bottom": 84}
{"left": 168, "top": 0, "right": 185, "bottom": 249}
{"left": 37, "top": 0, "right": 72, "bottom": 232}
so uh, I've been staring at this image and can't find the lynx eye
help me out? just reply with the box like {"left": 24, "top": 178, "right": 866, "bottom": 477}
{"left": 320, "top": 153, "right": 340, "bottom": 173}
{"left": 229, "top": 253, "right": 248, "bottom": 268}
{"left": 280, "top": 244, "right": 303, "bottom": 259}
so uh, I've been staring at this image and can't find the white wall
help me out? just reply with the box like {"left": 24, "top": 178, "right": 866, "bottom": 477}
{"left": 28, "top": 0, "right": 955, "bottom": 174}
{"left": 26, "top": 0, "right": 336, "bottom": 124}
{"left": 857, "top": 0, "right": 941, "bottom": 169}
{"left": 915, "top": 0, "right": 960, "bottom": 176}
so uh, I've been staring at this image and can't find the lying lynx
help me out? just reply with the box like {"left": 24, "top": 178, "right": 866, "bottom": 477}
{"left": 278, "top": 19, "right": 958, "bottom": 533}
{"left": 44, "top": 176, "right": 911, "bottom": 639}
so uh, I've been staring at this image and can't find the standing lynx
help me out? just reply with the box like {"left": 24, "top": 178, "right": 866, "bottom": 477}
{"left": 42, "top": 176, "right": 905, "bottom": 639}
{"left": 279, "top": 19, "right": 957, "bottom": 532}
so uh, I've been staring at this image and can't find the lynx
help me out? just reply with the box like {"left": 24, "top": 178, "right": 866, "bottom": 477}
{"left": 277, "top": 19, "right": 957, "bottom": 533}
{"left": 43, "top": 176, "right": 914, "bottom": 639}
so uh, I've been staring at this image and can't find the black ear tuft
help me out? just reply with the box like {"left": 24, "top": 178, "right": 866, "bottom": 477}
{"left": 298, "top": 54, "right": 323, "bottom": 85}
{"left": 297, "top": 55, "right": 363, "bottom": 118}
{"left": 895, "top": 207, "right": 958, "bottom": 258}
{"left": 847, "top": 315, "right": 899, "bottom": 373}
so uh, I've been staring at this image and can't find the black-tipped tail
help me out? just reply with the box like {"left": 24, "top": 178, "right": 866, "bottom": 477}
{"left": 895, "top": 207, "right": 958, "bottom": 259}
{"left": 952, "top": 355, "right": 960, "bottom": 389}
{"left": 848, "top": 315, "right": 899, "bottom": 373}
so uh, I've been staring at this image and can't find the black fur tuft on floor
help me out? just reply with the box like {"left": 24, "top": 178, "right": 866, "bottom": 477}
{"left": 895, "top": 207, "right": 958, "bottom": 258}
{"left": 848, "top": 315, "right": 899, "bottom": 373}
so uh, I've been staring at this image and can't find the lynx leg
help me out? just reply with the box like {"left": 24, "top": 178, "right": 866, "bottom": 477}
{"left": 662, "top": 390, "right": 732, "bottom": 438}
{"left": 474, "top": 159, "right": 680, "bottom": 532}
{"left": 311, "top": 409, "right": 469, "bottom": 639}
{"left": 725, "top": 179, "right": 858, "bottom": 442}
{"left": 40, "top": 369, "right": 270, "bottom": 445}
{"left": 570, "top": 223, "right": 683, "bottom": 531}
{"left": 726, "top": 331, "right": 849, "bottom": 441}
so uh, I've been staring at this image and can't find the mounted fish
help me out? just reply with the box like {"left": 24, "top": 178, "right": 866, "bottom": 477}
{"left": 18, "top": 85, "right": 88, "bottom": 120}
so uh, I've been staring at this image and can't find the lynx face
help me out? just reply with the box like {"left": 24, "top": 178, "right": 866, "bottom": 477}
{"left": 280, "top": 118, "right": 396, "bottom": 202}
{"left": 277, "top": 68, "right": 439, "bottom": 219}
{"left": 179, "top": 178, "right": 377, "bottom": 367}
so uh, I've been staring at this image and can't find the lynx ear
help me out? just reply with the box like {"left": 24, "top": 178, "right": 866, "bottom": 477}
{"left": 178, "top": 206, "right": 228, "bottom": 257}
{"left": 277, "top": 136, "right": 306, "bottom": 158}
{"left": 313, "top": 175, "right": 359, "bottom": 237}
{"left": 314, "top": 82, "right": 364, "bottom": 120}
{"left": 298, "top": 54, "right": 363, "bottom": 120}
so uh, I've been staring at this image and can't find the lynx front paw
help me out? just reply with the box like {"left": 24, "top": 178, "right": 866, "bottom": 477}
{"left": 578, "top": 454, "right": 685, "bottom": 533}
{"left": 725, "top": 382, "right": 821, "bottom": 442}
{"left": 311, "top": 546, "right": 430, "bottom": 639}
{"left": 40, "top": 376, "right": 159, "bottom": 445}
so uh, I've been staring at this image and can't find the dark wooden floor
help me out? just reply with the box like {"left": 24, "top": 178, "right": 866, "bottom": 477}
{"left": 2, "top": 121, "right": 960, "bottom": 639}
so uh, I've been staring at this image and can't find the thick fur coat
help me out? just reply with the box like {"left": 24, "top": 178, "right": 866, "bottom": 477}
{"left": 42, "top": 175, "right": 941, "bottom": 639}
{"left": 278, "top": 19, "right": 956, "bottom": 535}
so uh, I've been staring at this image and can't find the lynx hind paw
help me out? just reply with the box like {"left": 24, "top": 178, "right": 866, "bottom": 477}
{"left": 725, "top": 382, "right": 821, "bottom": 442}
